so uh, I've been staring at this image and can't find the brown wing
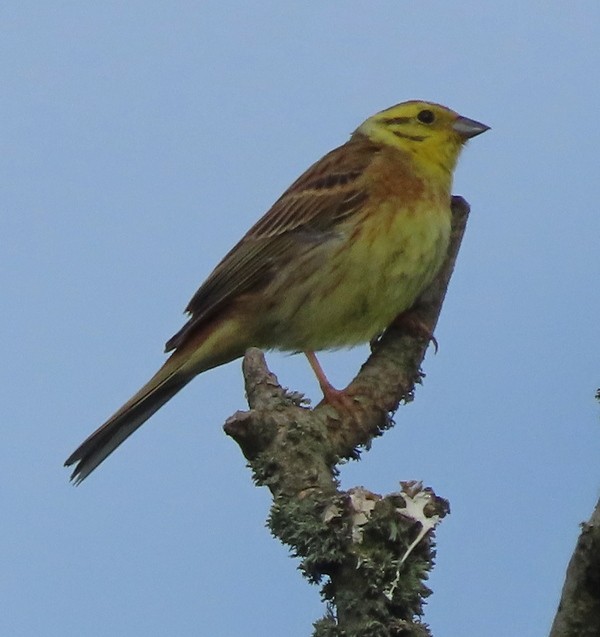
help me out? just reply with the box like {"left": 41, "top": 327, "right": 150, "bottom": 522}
{"left": 165, "top": 134, "right": 379, "bottom": 352}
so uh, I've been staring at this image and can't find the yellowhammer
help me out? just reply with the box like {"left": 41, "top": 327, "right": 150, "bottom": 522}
{"left": 66, "top": 100, "right": 488, "bottom": 483}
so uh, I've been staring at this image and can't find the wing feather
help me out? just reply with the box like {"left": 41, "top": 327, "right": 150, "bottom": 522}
{"left": 165, "top": 134, "right": 379, "bottom": 352}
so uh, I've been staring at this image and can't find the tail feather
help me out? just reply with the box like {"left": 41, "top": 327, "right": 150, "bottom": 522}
{"left": 65, "top": 368, "right": 191, "bottom": 484}
{"left": 66, "top": 314, "right": 249, "bottom": 484}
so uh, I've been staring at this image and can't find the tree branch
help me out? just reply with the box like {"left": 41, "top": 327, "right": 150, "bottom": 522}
{"left": 224, "top": 196, "right": 470, "bottom": 636}
{"left": 548, "top": 499, "right": 600, "bottom": 637}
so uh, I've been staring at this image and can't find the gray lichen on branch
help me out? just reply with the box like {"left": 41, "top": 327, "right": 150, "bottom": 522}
{"left": 223, "top": 197, "right": 470, "bottom": 637}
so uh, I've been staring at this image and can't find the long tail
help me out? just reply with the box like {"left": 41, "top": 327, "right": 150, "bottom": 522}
{"left": 65, "top": 314, "right": 249, "bottom": 484}
{"left": 64, "top": 360, "right": 193, "bottom": 484}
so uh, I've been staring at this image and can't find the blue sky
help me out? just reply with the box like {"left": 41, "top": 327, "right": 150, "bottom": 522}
{"left": 3, "top": 2, "right": 600, "bottom": 636}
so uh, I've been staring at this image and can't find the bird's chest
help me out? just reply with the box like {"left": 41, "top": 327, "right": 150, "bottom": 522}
{"left": 294, "top": 196, "right": 451, "bottom": 348}
{"left": 345, "top": 196, "right": 451, "bottom": 305}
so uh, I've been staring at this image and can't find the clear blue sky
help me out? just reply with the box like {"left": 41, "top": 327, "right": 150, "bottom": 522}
{"left": 3, "top": 2, "right": 599, "bottom": 636}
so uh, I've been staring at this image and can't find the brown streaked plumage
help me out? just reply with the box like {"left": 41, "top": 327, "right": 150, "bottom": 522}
{"left": 65, "top": 100, "right": 488, "bottom": 483}
{"left": 165, "top": 137, "right": 376, "bottom": 352}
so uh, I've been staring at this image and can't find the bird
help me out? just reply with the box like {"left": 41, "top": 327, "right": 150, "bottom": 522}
{"left": 65, "top": 100, "right": 489, "bottom": 483}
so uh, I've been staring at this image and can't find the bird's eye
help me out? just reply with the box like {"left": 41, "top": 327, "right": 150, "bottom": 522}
{"left": 417, "top": 109, "right": 435, "bottom": 124}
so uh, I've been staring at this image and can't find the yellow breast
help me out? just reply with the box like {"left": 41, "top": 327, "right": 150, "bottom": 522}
{"left": 256, "top": 145, "right": 453, "bottom": 352}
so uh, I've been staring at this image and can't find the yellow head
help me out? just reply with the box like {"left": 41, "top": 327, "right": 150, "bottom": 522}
{"left": 355, "top": 100, "right": 489, "bottom": 180}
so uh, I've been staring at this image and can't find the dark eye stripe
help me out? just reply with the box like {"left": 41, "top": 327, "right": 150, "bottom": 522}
{"left": 381, "top": 116, "right": 411, "bottom": 125}
{"left": 392, "top": 131, "right": 426, "bottom": 142}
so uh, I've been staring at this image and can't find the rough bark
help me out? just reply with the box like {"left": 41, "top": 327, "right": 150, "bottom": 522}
{"left": 548, "top": 500, "right": 600, "bottom": 637}
{"left": 224, "top": 196, "right": 469, "bottom": 636}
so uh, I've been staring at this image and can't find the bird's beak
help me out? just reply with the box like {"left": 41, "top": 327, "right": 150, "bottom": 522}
{"left": 453, "top": 116, "right": 490, "bottom": 139}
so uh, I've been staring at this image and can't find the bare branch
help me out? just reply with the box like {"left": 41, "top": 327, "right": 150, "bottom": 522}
{"left": 549, "top": 498, "right": 600, "bottom": 637}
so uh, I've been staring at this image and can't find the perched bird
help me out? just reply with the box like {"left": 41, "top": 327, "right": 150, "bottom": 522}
{"left": 65, "top": 100, "right": 488, "bottom": 483}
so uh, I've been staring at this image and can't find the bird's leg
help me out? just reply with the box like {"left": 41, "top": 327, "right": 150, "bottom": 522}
{"left": 304, "top": 350, "right": 340, "bottom": 399}
{"left": 304, "top": 351, "right": 356, "bottom": 411}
